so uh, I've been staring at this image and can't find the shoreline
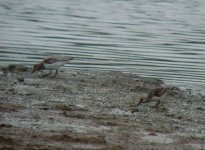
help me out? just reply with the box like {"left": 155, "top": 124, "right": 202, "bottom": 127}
{"left": 0, "top": 64, "right": 204, "bottom": 149}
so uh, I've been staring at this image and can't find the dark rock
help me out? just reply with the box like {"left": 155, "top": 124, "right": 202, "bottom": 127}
{"left": 7, "top": 88, "right": 15, "bottom": 92}
{"left": 17, "top": 77, "right": 24, "bottom": 82}
{"left": 148, "top": 132, "right": 158, "bottom": 136}
{"left": 166, "top": 113, "right": 175, "bottom": 118}
{"left": 197, "top": 107, "right": 205, "bottom": 111}
{"left": 131, "top": 108, "right": 139, "bottom": 113}
{"left": 41, "top": 107, "right": 49, "bottom": 110}
{"left": 177, "top": 116, "right": 183, "bottom": 120}
{"left": 25, "top": 93, "right": 33, "bottom": 96}
{"left": 0, "top": 123, "right": 12, "bottom": 128}
{"left": 0, "top": 86, "right": 5, "bottom": 91}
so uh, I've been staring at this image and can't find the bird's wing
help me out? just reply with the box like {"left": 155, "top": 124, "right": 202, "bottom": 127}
{"left": 43, "top": 57, "right": 58, "bottom": 64}
{"left": 43, "top": 56, "right": 74, "bottom": 64}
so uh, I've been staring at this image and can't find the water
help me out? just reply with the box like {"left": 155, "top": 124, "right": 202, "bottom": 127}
{"left": 0, "top": 0, "right": 205, "bottom": 92}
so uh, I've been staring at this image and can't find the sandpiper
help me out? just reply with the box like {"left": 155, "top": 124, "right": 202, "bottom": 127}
{"left": 31, "top": 56, "right": 74, "bottom": 77}
{"left": 136, "top": 87, "right": 175, "bottom": 108}
{"left": 136, "top": 87, "right": 167, "bottom": 108}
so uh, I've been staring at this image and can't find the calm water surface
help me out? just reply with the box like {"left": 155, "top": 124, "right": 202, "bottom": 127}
{"left": 0, "top": 0, "right": 205, "bottom": 92}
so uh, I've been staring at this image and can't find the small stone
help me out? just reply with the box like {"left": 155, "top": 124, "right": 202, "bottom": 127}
{"left": 17, "top": 77, "right": 24, "bottom": 82}
{"left": 42, "top": 107, "right": 49, "bottom": 110}
{"left": 0, "top": 123, "right": 12, "bottom": 128}
{"left": 49, "top": 117, "right": 54, "bottom": 120}
{"left": 0, "top": 86, "right": 5, "bottom": 91}
{"left": 7, "top": 88, "right": 15, "bottom": 92}
{"left": 131, "top": 108, "right": 139, "bottom": 113}
{"left": 25, "top": 93, "right": 33, "bottom": 96}
{"left": 148, "top": 132, "right": 157, "bottom": 136}
{"left": 177, "top": 116, "right": 183, "bottom": 120}
{"left": 166, "top": 114, "right": 175, "bottom": 118}
{"left": 72, "top": 73, "right": 77, "bottom": 77}
{"left": 197, "top": 107, "right": 205, "bottom": 111}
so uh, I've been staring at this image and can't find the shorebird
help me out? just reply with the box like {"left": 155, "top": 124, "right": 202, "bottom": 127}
{"left": 31, "top": 56, "right": 74, "bottom": 77}
{"left": 136, "top": 87, "right": 169, "bottom": 108}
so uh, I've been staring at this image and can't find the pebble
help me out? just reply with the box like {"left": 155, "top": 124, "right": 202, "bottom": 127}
{"left": 7, "top": 88, "right": 15, "bottom": 92}
{"left": 17, "top": 77, "right": 24, "bottom": 82}
{"left": 196, "top": 107, "right": 205, "bottom": 111}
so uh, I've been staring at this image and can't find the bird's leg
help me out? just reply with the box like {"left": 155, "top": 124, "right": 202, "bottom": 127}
{"left": 53, "top": 69, "right": 58, "bottom": 78}
{"left": 136, "top": 98, "right": 143, "bottom": 107}
{"left": 152, "top": 99, "right": 161, "bottom": 108}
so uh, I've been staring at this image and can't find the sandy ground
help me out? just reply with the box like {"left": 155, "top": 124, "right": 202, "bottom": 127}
{"left": 0, "top": 65, "right": 205, "bottom": 150}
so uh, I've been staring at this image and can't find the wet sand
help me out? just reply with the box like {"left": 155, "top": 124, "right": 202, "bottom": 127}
{"left": 0, "top": 65, "right": 205, "bottom": 150}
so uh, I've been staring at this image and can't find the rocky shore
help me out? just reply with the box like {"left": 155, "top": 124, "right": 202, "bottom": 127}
{"left": 0, "top": 65, "right": 204, "bottom": 150}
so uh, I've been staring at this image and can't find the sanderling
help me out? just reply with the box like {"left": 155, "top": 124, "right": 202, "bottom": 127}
{"left": 31, "top": 56, "right": 73, "bottom": 77}
{"left": 137, "top": 87, "right": 166, "bottom": 108}
{"left": 136, "top": 87, "right": 175, "bottom": 108}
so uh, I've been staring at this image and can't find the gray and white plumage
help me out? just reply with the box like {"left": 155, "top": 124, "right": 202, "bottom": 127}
{"left": 31, "top": 56, "right": 74, "bottom": 77}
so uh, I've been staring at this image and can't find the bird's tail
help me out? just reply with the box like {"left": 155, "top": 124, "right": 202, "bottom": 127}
{"left": 61, "top": 56, "right": 74, "bottom": 61}
{"left": 49, "top": 56, "right": 73, "bottom": 62}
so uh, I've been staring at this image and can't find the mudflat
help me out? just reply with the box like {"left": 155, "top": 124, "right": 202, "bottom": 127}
{"left": 0, "top": 65, "right": 204, "bottom": 150}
